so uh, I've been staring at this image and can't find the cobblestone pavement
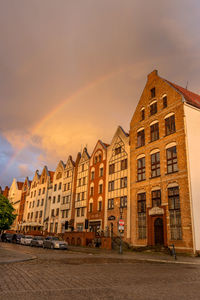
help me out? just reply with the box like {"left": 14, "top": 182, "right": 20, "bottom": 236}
{"left": 0, "top": 243, "right": 200, "bottom": 300}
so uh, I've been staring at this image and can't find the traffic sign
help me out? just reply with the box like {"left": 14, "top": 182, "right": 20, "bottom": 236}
{"left": 119, "top": 219, "right": 124, "bottom": 226}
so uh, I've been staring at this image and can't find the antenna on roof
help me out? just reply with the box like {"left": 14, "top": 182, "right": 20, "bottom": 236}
{"left": 186, "top": 81, "right": 188, "bottom": 90}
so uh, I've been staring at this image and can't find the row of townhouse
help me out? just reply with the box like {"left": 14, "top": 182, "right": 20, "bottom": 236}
{"left": 5, "top": 70, "right": 200, "bottom": 253}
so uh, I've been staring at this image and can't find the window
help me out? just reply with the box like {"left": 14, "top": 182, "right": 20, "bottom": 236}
{"left": 57, "top": 195, "right": 60, "bottom": 203}
{"left": 31, "top": 212, "right": 33, "bottom": 219}
{"left": 63, "top": 184, "right": 66, "bottom": 191}
{"left": 62, "top": 196, "right": 65, "bottom": 204}
{"left": 98, "top": 201, "right": 102, "bottom": 211}
{"left": 50, "top": 223, "right": 53, "bottom": 233}
{"left": 121, "top": 159, "right": 127, "bottom": 170}
{"left": 168, "top": 187, "right": 182, "bottom": 240}
{"left": 109, "top": 163, "right": 115, "bottom": 174}
{"left": 99, "top": 167, "right": 104, "bottom": 177}
{"left": 67, "top": 182, "right": 70, "bottom": 190}
{"left": 77, "top": 193, "right": 80, "bottom": 201}
{"left": 115, "top": 147, "right": 121, "bottom": 155}
{"left": 56, "top": 208, "right": 59, "bottom": 216}
{"left": 108, "top": 181, "right": 114, "bottom": 192}
{"left": 152, "top": 190, "right": 161, "bottom": 207}
{"left": 120, "top": 196, "right": 127, "bottom": 208}
{"left": 150, "top": 123, "right": 159, "bottom": 142}
{"left": 77, "top": 208, "right": 80, "bottom": 217}
{"left": 89, "top": 202, "right": 93, "bottom": 212}
{"left": 34, "top": 190, "right": 36, "bottom": 197}
{"left": 81, "top": 207, "right": 85, "bottom": 216}
{"left": 165, "top": 115, "right": 176, "bottom": 135}
{"left": 137, "top": 193, "right": 146, "bottom": 239}
{"left": 151, "top": 87, "right": 156, "bottom": 98}
{"left": 38, "top": 189, "right": 41, "bottom": 196}
{"left": 108, "top": 198, "right": 114, "bottom": 209}
{"left": 150, "top": 102, "right": 157, "bottom": 115}
{"left": 35, "top": 211, "right": 38, "bottom": 219}
{"left": 27, "top": 213, "right": 30, "bottom": 220}
{"left": 37, "top": 200, "right": 40, "bottom": 207}
{"left": 137, "top": 129, "right": 145, "bottom": 147}
{"left": 99, "top": 184, "right": 103, "bottom": 194}
{"left": 32, "top": 201, "right": 35, "bottom": 208}
{"left": 54, "top": 184, "right": 57, "bottom": 191}
{"left": 141, "top": 109, "right": 145, "bottom": 121}
{"left": 41, "top": 199, "right": 44, "bottom": 206}
{"left": 83, "top": 177, "right": 86, "bottom": 185}
{"left": 67, "top": 170, "right": 69, "bottom": 177}
{"left": 53, "top": 196, "right": 56, "bottom": 204}
{"left": 51, "top": 209, "right": 54, "bottom": 217}
{"left": 66, "top": 195, "right": 71, "bottom": 203}
{"left": 120, "top": 177, "right": 127, "bottom": 188}
{"left": 39, "top": 210, "right": 42, "bottom": 218}
{"left": 42, "top": 178, "right": 45, "bottom": 184}
{"left": 167, "top": 146, "right": 178, "bottom": 173}
{"left": 78, "top": 178, "right": 81, "bottom": 186}
{"left": 99, "top": 154, "right": 102, "bottom": 162}
{"left": 59, "top": 182, "right": 62, "bottom": 190}
{"left": 163, "top": 96, "right": 167, "bottom": 108}
{"left": 55, "top": 223, "right": 58, "bottom": 233}
{"left": 90, "top": 186, "right": 94, "bottom": 196}
{"left": 151, "top": 152, "right": 160, "bottom": 177}
{"left": 82, "top": 164, "right": 84, "bottom": 172}
{"left": 91, "top": 171, "right": 95, "bottom": 180}
{"left": 137, "top": 157, "right": 145, "bottom": 181}
{"left": 82, "top": 192, "right": 85, "bottom": 200}
{"left": 31, "top": 192, "right": 33, "bottom": 198}
{"left": 42, "top": 187, "right": 45, "bottom": 194}
{"left": 29, "top": 202, "right": 31, "bottom": 208}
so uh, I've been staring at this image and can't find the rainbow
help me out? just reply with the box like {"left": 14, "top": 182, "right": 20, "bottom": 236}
{"left": 0, "top": 63, "right": 134, "bottom": 180}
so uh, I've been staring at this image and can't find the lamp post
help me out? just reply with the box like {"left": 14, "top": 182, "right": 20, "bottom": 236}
{"left": 119, "top": 206, "right": 123, "bottom": 255}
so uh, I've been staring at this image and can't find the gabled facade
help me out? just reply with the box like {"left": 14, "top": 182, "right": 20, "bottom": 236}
{"left": 130, "top": 70, "right": 200, "bottom": 253}
{"left": 87, "top": 140, "right": 108, "bottom": 233}
{"left": 48, "top": 161, "right": 65, "bottom": 233}
{"left": 74, "top": 148, "right": 90, "bottom": 231}
{"left": 61, "top": 155, "right": 75, "bottom": 233}
{"left": 8, "top": 179, "right": 23, "bottom": 230}
{"left": 18, "top": 177, "right": 31, "bottom": 229}
{"left": 104, "top": 126, "right": 130, "bottom": 241}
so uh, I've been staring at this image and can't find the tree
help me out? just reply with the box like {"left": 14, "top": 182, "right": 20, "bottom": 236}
{"left": 0, "top": 194, "right": 16, "bottom": 233}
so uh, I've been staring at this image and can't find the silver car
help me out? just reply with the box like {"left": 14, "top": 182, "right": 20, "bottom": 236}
{"left": 43, "top": 236, "right": 68, "bottom": 249}
{"left": 20, "top": 235, "right": 33, "bottom": 246}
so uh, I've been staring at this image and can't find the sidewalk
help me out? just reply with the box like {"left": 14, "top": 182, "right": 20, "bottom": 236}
{"left": 68, "top": 245, "right": 200, "bottom": 265}
{"left": 0, "top": 244, "right": 36, "bottom": 264}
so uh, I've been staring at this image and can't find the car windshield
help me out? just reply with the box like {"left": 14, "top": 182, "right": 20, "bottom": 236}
{"left": 25, "top": 236, "right": 33, "bottom": 239}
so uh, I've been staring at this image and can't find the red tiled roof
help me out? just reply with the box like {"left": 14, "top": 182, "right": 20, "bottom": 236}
{"left": 166, "top": 80, "right": 200, "bottom": 109}
{"left": 17, "top": 182, "right": 23, "bottom": 190}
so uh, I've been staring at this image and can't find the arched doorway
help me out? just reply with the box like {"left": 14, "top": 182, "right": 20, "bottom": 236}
{"left": 154, "top": 218, "right": 164, "bottom": 245}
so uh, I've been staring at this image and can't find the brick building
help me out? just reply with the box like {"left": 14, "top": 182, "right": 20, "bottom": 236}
{"left": 130, "top": 70, "right": 200, "bottom": 253}
{"left": 8, "top": 179, "right": 23, "bottom": 231}
{"left": 18, "top": 177, "right": 31, "bottom": 230}
{"left": 87, "top": 140, "right": 108, "bottom": 233}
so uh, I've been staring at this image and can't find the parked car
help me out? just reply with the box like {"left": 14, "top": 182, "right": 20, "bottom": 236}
{"left": 30, "top": 236, "right": 44, "bottom": 247}
{"left": 1, "top": 233, "right": 14, "bottom": 243}
{"left": 12, "top": 234, "right": 25, "bottom": 244}
{"left": 43, "top": 236, "right": 68, "bottom": 249}
{"left": 20, "top": 235, "right": 33, "bottom": 245}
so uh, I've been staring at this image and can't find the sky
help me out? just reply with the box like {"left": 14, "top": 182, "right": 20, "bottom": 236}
{"left": 0, "top": 0, "right": 200, "bottom": 188}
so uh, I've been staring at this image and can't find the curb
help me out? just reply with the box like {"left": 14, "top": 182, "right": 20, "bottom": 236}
{"left": 0, "top": 255, "right": 37, "bottom": 265}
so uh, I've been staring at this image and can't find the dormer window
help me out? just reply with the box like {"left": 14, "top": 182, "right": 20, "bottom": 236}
{"left": 163, "top": 96, "right": 167, "bottom": 108}
{"left": 151, "top": 87, "right": 156, "bottom": 98}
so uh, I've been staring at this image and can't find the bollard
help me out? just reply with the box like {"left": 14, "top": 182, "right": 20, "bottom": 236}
{"left": 170, "top": 244, "right": 177, "bottom": 260}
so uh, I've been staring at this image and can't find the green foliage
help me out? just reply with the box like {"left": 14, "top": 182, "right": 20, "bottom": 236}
{"left": 0, "top": 194, "right": 16, "bottom": 232}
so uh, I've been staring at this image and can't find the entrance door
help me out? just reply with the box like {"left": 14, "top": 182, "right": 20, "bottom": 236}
{"left": 154, "top": 218, "right": 164, "bottom": 245}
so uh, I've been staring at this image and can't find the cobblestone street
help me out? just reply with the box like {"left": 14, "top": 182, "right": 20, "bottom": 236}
{"left": 0, "top": 243, "right": 200, "bottom": 300}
